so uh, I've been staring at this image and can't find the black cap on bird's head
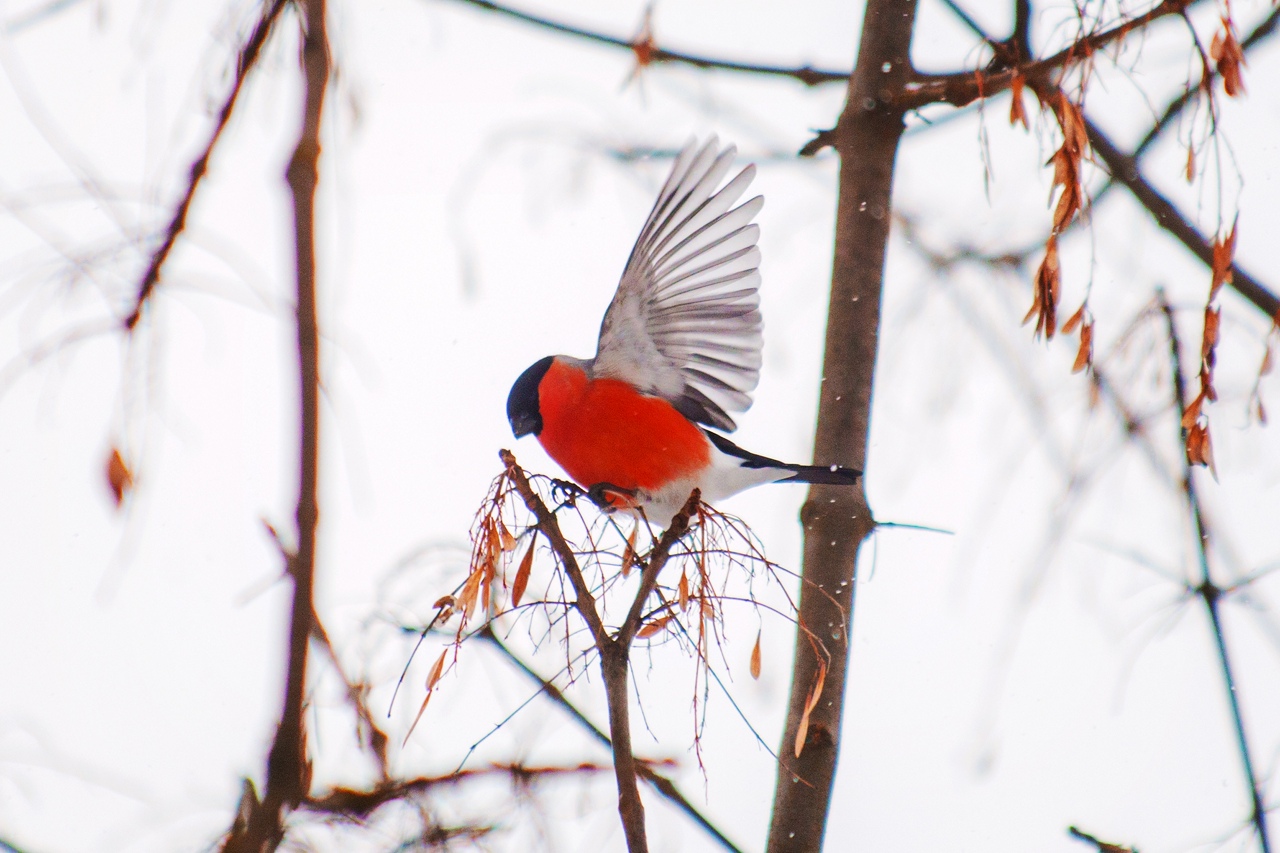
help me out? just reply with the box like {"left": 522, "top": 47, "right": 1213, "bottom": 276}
{"left": 507, "top": 355, "right": 555, "bottom": 438}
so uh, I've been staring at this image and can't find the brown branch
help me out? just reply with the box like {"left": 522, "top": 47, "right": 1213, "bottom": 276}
{"left": 124, "top": 0, "right": 289, "bottom": 331}
{"left": 222, "top": 1, "right": 329, "bottom": 849}
{"left": 430, "top": 0, "right": 849, "bottom": 86}
{"left": 477, "top": 628, "right": 746, "bottom": 853}
{"left": 311, "top": 611, "right": 390, "bottom": 778}
{"left": 1159, "top": 294, "right": 1273, "bottom": 853}
{"left": 302, "top": 763, "right": 613, "bottom": 819}
{"left": 1087, "top": 119, "right": 1280, "bottom": 320}
{"left": 499, "top": 451, "right": 659, "bottom": 852}
{"left": 898, "top": 0, "right": 1191, "bottom": 110}
{"left": 1133, "top": 6, "right": 1280, "bottom": 160}
{"left": 766, "top": 1, "right": 913, "bottom": 850}
{"left": 1068, "top": 825, "right": 1138, "bottom": 852}
{"left": 500, "top": 450, "right": 608, "bottom": 646}
{"left": 929, "top": 1, "right": 1280, "bottom": 321}
{"left": 618, "top": 491, "right": 700, "bottom": 647}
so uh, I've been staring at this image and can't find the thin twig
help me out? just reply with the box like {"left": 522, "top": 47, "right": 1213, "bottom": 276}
{"left": 618, "top": 491, "right": 700, "bottom": 647}
{"left": 431, "top": 0, "right": 848, "bottom": 85}
{"left": 1133, "top": 7, "right": 1280, "bottom": 160}
{"left": 501, "top": 450, "right": 607, "bottom": 645}
{"left": 1159, "top": 292, "right": 1272, "bottom": 853}
{"left": 1068, "top": 825, "right": 1138, "bottom": 852}
{"left": 124, "top": 0, "right": 289, "bottom": 331}
{"left": 311, "top": 611, "right": 390, "bottom": 778}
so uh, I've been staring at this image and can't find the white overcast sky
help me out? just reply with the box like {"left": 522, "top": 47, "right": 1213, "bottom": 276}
{"left": 1, "top": 0, "right": 1279, "bottom": 851}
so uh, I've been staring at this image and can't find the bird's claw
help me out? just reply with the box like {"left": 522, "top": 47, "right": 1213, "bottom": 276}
{"left": 586, "top": 482, "right": 637, "bottom": 511}
{"left": 550, "top": 478, "right": 585, "bottom": 505}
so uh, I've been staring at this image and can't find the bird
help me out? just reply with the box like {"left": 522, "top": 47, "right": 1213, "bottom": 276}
{"left": 507, "top": 136, "right": 860, "bottom": 525}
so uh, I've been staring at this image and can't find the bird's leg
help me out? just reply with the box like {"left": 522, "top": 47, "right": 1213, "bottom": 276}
{"left": 586, "top": 482, "right": 637, "bottom": 511}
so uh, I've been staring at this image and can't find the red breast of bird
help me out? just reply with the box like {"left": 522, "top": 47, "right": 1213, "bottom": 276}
{"left": 506, "top": 137, "right": 860, "bottom": 525}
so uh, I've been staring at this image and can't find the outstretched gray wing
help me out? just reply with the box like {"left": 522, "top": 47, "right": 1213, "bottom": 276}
{"left": 591, "top": 137, "right": 764, "bottom": 432}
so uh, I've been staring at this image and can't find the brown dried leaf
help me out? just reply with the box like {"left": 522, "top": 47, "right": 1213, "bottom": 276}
{"left": 1202, "top": 307, "right": 1221, "bottom": 359}
{"left": 106, "top": 447, "right": 132, "bottom": 508}
{"left": 1211, "top": 18, "right": 1247, "bottom": 98}
{"left": 511, "top": 538, "right": 535, "bottom": 607}
{"left": 1056, "top": 94, "right": 1088, "bottom": 156}
{"left": 749, "top": 630, "right": 762, "bottom": 680}
{"left": 1062, "top": 304, "right": 1086, "bottom": 335}
{"left": 678, "top": 570, "right": 690, "bottom": 611}
{"left": 1185, "top": 145, "right": 1196, "bottom": 183}
{"left": 498, "top": 520, "right": 516, "bottom": 552}
{"left": 1025, "top": 236, "right": 1061, "bottom": 339}
{"left": 794, "top": 660, "right": 828, "bottom": 758}
{"left": 637, "top": 615, "right": 672, "bottom": 639}
{"left": 1181, "top": 390, "right": 1206, "bottom": 431}
{"left": 1261, "top": 344, "right": 1274, "bottom": 377}
{"left": 621, "top": 525, "right": 639, "bottom": 578}
{"left": 405, "top": 649, "right": 449, "bottom": 743}
{"left": 628, "top": 4, "right": 655, "bottom": 77}
{"left": 458, "top": 566, "right": 483, "bottom": 621}
{"left": 1009, "top": 72, "right": 1029, "bottom": 130}
{"left": 1256, "top": 397, "right": 1267, "bottom": 426}
{"left": 1185, "top": 420, "right": 1217, "bottom": 475}
{"left": 1072, "top": 320, "right": 1093, "bottom": 374}
{"left": 1210, "top": 222, "right": 1237, "bottom": 299}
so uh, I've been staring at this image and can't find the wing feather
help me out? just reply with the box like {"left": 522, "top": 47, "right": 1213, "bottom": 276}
{"left": 591, "top": 137, "right": 764, "bottom": 432}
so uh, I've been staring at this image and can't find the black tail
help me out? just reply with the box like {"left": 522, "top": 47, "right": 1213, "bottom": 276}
{"left": 704, "top": 430, "right": 861, "bottom": 485}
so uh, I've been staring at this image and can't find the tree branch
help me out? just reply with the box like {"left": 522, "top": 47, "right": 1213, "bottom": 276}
{"left": 302, "top": 763, "right": 612, "bottom": 819}
{"left": 934, "top": 0, "right": 1280, "bottom": 320}
{"left": 766, "top": 1, "right": 916, "bottom": 850}
{"left": 499, "top": 451, "right": 699, "bottom": 853}
{"left": 477, "top": 628, "right": 746, "bottom": 853}
{"left": 1088, "top": 121, "right": 1279, "bottom": 319}
{"left": 618, "top": 491, "right": 700, "bottom": 646}
{"left": 1159, "top": 294, "right": 1272, "bottom": 853}
{"left": 124, "top": 0, "right": 289, "bottom": 331}
{"left": 429, "top": 0, "right": 848, "bottom": 85}
{"left": 1132, "top": 5, "right": 1280, "bottom": 160}
{"left": 501, "top": 450, "right": 608, "bottom": 646}
{"left": 898, "top": 0, "right": 1191, "bottom": 110}
{"left": 222, "top": 1, "right": 329, "bottom": 848}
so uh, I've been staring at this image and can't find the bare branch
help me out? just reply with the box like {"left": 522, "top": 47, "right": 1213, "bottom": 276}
{"left": 1068, "top": 825, "right": 1138, "bottom": 853}
{"left": 500, "top": 450, "right": 607, "bottom": 645}
{"left": 618, "top": 491, "right": 700, "bottom": 647}
{"left": 222, "top": 1, "right": 329, "bottom": 848}
{"left": 1088, "top": 121, "right": 1279, "bottom": 319}
{"left": 899, "top": 0, "right": 1193, "bottom": 111}
{"left": 302, "top": 763, "right": 613, "bottom": 819}
{"left": 767, "top": 0, "right": 913, "bottom": 849}
{"left": 1159, "top": 293, "right": 1273, "bottom": 853}
{"left": 478, "top": 628, "right": 746, "bottom": 853}
{"left": 429, "top": 0, "right": 848, "bottom": 85}
{"left": 311, "top": 610, "right": 390, "bottom": 779}
{"left": 124, "top": 0, "right": 289, "bottom": 331}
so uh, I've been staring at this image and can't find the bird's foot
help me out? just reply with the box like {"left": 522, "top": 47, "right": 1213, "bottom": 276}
{"left": 586, "top": 482, "right": 637, "bottom": 511}
{"left": 550, "top": 478, "right": 585, "bottom": 505}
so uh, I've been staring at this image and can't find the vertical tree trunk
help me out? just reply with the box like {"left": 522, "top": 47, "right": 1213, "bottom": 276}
{"left": 766, "top": 1, "right": 917, "bottom": 850}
